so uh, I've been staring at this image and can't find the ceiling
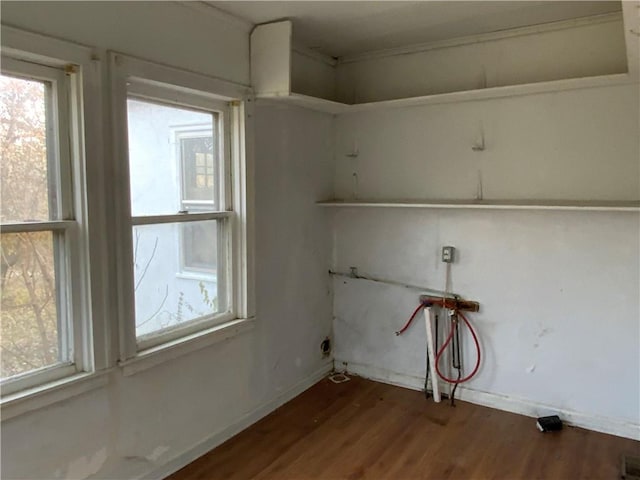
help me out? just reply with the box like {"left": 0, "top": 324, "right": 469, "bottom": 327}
{"left": 209, "top": 1, "right": 622, "bottom": 58}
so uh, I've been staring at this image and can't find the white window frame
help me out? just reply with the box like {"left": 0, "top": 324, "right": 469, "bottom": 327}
{"left": 129, "top": 95, "right": 233, "bottom": 349}
{"left": 0, "top": 27, "right": 110, "bottom": 406}
{"left": 110, "top": 53, "right": 255, "bottom": 362}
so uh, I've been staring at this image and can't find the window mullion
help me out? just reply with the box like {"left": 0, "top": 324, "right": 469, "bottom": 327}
{"left": 110, "top": 54, "right": 138, "bottom": 362}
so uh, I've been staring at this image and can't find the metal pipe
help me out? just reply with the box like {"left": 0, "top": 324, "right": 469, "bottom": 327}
{"left": 328, "top": 269, "right": 455, "bottom": 298}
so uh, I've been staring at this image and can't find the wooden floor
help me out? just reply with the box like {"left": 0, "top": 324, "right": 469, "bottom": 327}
{"left": 169, "top": 376, "right": 639, "bottom": 479}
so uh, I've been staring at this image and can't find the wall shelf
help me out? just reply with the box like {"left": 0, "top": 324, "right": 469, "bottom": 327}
{"left": 317, "top": 199, "right": 640, "bottom": 212}
{"left": 256, "top": 73, "right": 636, "bottom": 115}
{"left": 256, "top": 92, "right": 350, "bottom": 114}
{"left": 251, "top": 6, "right": 639, "bottom": 116}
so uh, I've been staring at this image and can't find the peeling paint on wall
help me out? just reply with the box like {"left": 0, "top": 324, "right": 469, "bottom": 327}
{"left": 145, "top": 446, "right": 170, "bottom": 463}
{"left": 65, "top": 448, "right": 107, "bottom": 480}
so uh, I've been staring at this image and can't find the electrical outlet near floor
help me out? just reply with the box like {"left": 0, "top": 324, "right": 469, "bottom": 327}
{"left": 321, "top": 337, "right": 331, "bottom": 357}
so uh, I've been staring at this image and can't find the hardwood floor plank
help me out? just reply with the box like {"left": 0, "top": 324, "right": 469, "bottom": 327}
{"left": 168, "top": 377, "right": 640, "bottom": 480}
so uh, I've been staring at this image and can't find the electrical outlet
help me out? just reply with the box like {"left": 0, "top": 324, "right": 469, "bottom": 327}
{"left": 321, "top": 337, "right": 331, "bottom": 356}
{"left": 442, "top": 246, "right": 455, "bottom": 263}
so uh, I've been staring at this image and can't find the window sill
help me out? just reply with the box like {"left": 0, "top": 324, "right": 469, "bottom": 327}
{"left": 0, "top": 319, "right": 255, "bottom": 420}
{"left": 175, "top": 271, "right": 217, "bottom": 282}
{"left": 1, "top": 370, "right": 110, "bottom": 421}
{"left": 119, "top": 317, "right": 255, "bottom": 376}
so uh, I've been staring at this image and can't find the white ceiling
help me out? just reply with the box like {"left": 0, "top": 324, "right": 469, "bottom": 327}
{"left": 209, "top": 1, "right": 622, "bottom": 58}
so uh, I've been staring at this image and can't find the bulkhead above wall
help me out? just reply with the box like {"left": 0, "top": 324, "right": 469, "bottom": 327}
{"left": 225, "top": 1, "right": 639, "bottom": 105}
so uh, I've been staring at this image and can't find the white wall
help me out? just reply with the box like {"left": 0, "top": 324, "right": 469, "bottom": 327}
{"left": 291, "top": 51, "right": 337, "bottom": 101}
{"left": 336, "top": 18, "right": 627, "bottom": 103}
{"left": 1, "top": 1, "right": 250, "bottom": 85}
{"left": 335, "top": 85, "right": 639, "bottom": 201}
{"left": 333, "top": 209, "right": 639, "bottom": 429}
{"left": 1, "top": 4, "right": 335, "bottom": 479}
{"left": 253, "top": 103, "right": 335, "bottom": 391}
{"left": 331, "top": 83, "right": 640, "bottom": 438}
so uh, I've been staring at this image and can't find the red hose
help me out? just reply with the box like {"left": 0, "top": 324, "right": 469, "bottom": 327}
{"left": 395, "top": 299, "right": 448, "bottom": 335}
{"left": 434, "top": 311, "right": 481, "bottom": 384}
{"left": 394, "top": 303, "right": 425, "bottom": 335}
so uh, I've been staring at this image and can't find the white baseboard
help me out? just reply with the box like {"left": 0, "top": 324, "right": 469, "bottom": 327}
{"left": 337, "top": 359, "right": 640, "bottom": 441}
{"left": 142, "top": 361, "right": 333, "bottom": 480}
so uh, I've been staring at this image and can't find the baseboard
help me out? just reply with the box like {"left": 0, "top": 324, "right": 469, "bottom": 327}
{"left": 337, "top": 359, "right": 640, "bottom": 441}
{"left": 142, "top": 361, "right": 333, "bottom": 480}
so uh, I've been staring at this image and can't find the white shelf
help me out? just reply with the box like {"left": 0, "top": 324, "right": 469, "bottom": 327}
{"left": 317, "top": 199, "right": 640, "bottom": 212}
{"left": 256, "top": 92, "right": 350, "bottom": 114}
{"left": 256, "top": 73, "right": 636, "bottom": 115}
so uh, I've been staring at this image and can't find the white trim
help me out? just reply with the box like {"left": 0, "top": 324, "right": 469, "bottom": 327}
{"left": 73, "top": 42, "right": 110, "bottom": 373}
{"left": 140, "top": 361, "right": 333, "bottom": 480}
{"left": 135, "top": 309, "right": 236, "bottom": 352}
{"left": 112, "top": 52, "right": 250, "bottom": 101}
{"left": 317, "top": 199, "right": 640, "bottom": 212}
{"left": 339, "top": 12, "right": 624, "bottom": 64}
{"left": 119, "top": 317, "right": 255, "bottom": 376}
{"left": 131, "top": 211, "right": 232, "bottom": 226}
{"left": 230, "top": 100, "right": 255, "bottom": 318}
{"left": 0, "top": 24, "right": 94, "bottom": 67}
{"left": 1, "top": 363, "right": 77, "bottom": 397}
{"left": 338, "top": 360, "right": 640, "bottom": 441}
{"left": 0, "top": 370, "right": 109, "bottom": 421}
{"left": 0, "top": 55, "right": 67, "bottom": 85}
{"left": 110, "top": 52, "right": 139, "bottom": 362}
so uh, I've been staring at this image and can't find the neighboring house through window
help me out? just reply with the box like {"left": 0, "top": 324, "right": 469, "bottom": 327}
{"left": 176, "top": 128, "right": 218, "bottom": 276}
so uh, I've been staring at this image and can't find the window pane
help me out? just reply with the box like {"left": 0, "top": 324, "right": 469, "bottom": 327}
{"left": 132, "top": 220, "right": 227, "bottom": 339}
{"left": 0, "top": 75, "right": 54, "bottom": 222}
{"left": 182, "top": 137, "right": 215, "bottom": 202}
{"left": 0, "top": 231, "right": 62, "bottom": 379}
{"left": 182, "top": 221, "right": 217, "bottom": 272}
{"left": 127, "top": 99, "right": 219, "bottom": 216}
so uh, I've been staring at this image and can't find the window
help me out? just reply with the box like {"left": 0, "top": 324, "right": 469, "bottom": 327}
{"left": 0, "top": 56, "right": 91, "bottom": 395}
{"left": 112, "top": 53, "right": 253, "bottom": 359}
{"left": 178, "top": 130, "right": 217, "bottom": 205}
{"left": 175, "top": 128, "right": 218, "bottom": 275}
{"left": 126, "top": 98, "right": 230, "bottom": 346}
{"left": 0, "top": 30, "right": 251, "bottom": 408}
